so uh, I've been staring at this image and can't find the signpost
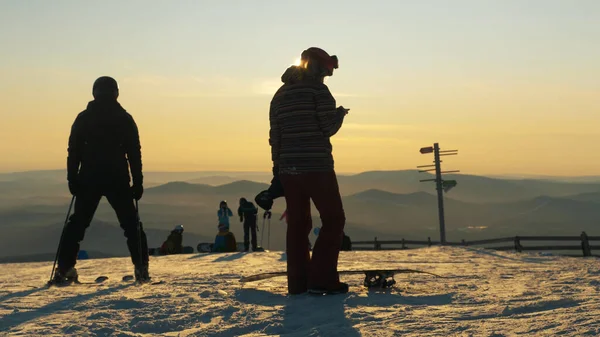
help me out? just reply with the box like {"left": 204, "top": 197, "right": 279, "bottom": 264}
{"left": 417, "top": 143, "right": 459, "bottom": 244}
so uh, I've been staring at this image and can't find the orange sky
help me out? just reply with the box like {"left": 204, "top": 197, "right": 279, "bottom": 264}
{"left": 1, "top": 1, "right": 598, "bottom": 176}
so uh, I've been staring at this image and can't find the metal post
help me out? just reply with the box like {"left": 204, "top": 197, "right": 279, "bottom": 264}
{"left": 433, "top": 143, "right": 446, "bottom": 244}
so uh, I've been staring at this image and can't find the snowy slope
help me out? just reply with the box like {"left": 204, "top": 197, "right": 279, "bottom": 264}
{"left": 1, "top": 247, "right": 600, "bottom": 336}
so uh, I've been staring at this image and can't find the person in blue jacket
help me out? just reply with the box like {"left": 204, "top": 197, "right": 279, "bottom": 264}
{"left": 217, "top": 200, "right": 233, "bottom": 231}
{"left": 213, "top": 201, "right": 237, "bottom": 252}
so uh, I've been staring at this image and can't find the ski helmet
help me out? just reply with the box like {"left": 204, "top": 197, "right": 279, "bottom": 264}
{"left": 174, "top": 224, "right": 184, "bottom": 233}
{"left": 300, "top": 47, "right": 338, "bottom": 77}
{"left": 92, "top": 76, "right": 119, "bottom": 100}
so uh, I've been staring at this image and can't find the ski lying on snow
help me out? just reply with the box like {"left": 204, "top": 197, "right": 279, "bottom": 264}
{"left": 45, "top": 275, "right": 109, "bottom": 287}
{"left": 45, "top": 275, "right": 164, "bottom": 288}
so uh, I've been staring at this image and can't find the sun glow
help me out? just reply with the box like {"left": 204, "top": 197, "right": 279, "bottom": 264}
{"left": 292, "top": 57, "right": 301, "bottom": 66}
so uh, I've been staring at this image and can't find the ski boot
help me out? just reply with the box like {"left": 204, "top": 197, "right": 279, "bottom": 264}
{"left": 49, "top": 267, "right": 78, "bottom": 286}
{"left": 134, "top": 264, "right": 151, "bottom": 283}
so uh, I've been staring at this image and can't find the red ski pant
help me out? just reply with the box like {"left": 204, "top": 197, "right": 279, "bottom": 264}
{"left": 280, "top": 171, "right": 346, "bottom": 294}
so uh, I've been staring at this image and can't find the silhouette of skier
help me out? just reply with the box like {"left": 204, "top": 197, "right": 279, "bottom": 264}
{"left": 52, "top": 76, "right": 149, "bottom": 284}
{"left": 238, "top": 197, "right": 258, "bottom": 252}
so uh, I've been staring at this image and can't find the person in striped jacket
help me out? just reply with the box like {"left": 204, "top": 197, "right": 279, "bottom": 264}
{"left": 269, "top": 47, "right": 350, "bottom": 295}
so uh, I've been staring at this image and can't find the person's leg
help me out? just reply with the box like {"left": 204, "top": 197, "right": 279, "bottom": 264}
{"left": 57, "top": 186, "right": 102, "bottom": 275}
{"left": 250, "top": 221, "right": 258, "bottom": 250}
{"left": 280, "top": 173, "right": 312, "bottom": 294}
{"left": 243, "top": 221, "right": 250, "bottom": 251}
{"left": 306, "top": 171, "right": 346, "bottom": 290}
{"left": 105, "top": 185, "right": 149, "bottom": 268}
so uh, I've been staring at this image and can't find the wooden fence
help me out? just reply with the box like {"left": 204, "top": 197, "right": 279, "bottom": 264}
{"left": 351, "top": 231, "right": 600, "bottom": 257}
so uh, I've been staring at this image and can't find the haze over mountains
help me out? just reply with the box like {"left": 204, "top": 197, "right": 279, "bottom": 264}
{"left": 1, "top": 169, "right": 599, "bottom": 261}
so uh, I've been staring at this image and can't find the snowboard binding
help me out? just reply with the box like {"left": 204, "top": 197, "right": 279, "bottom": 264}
{"left": 363, "top": 271, "right": 396, "bottom": 288}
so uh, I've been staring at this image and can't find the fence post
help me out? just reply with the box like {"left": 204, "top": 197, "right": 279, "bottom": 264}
{"left": 401, "top": 238, "right": 406, "bottom": 249}
{"left": 428, "top": 237, "right": 432, "bottom": 247}
{"left": 581, "top": 231, "right": 592, "bottom": 257}
{"left": 514, "top": 236, "right": 523, "bottom": 253}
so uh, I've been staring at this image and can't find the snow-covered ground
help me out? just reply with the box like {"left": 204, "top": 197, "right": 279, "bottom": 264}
{"left": 1, "top": 246, "right": 600, "bottom": 336}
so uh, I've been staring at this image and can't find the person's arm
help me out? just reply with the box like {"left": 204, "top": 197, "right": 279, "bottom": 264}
{"left": 314, "top": 85, "right": 346, "bottom": 137}
{"left": 268, "top": 94, "right": 281, "bottom": 169}
{"left": 124, "top": 114, "right": 143, "bottom": 188}
{"left": 66, "top": 114, "right": 83, "bottom": 183}
{"left": 227, "top": 208, "right": 233, "bottom": 216}
{"left": 238, "top": 207, "right": 244, "bottom": 222}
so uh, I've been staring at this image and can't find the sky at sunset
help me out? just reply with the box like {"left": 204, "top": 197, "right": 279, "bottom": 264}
{"left": 0, "top": 0, "right": 598, "bottom": 176}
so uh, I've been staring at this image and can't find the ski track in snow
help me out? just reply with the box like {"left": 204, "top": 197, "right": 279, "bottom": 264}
{"left": 1, "top": 246, "right": 600, "bottom": 336}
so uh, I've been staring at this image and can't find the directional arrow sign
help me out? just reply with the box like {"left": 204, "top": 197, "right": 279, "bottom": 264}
{"left": 420, "top": 146, "right": 434, "bottom": 154}
{"left": 442, "top": 180, "right": 457, "bottom": 193}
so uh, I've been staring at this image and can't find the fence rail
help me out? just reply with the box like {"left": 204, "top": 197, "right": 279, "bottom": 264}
{"left": 351, "top": 232, "right": 599, "bottom": 257}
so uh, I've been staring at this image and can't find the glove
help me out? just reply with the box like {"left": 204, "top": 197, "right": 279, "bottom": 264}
{"left": 131, "top": 184, "right": 144, "bottom": 201}
{"left": 68, "top": 180, "right": 79, "bottom": 196}
{"left": 254, "top": 190, "right": 273, "bottom": 211}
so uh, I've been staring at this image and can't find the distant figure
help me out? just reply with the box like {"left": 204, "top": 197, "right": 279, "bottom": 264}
{"left": 269, "top": 47, "right": 349, "bottom": 295}
{"left": 53, "top": 76, "right": 149, "bottom": 285}
{"left": 77, "top": 250, "right": 89, "bottom": 260}
{"left": 238, "top": 197, "right": 258, "bottom": 252}
{"left": 341, "top": 232, "right": 352, "bottom": 251}
{"left": 213, "top": 223, "right": 238, "bottom": 252}
{"left": 217, "top": 200, "right": 233, "bottom": 232}
{"left": 159, "top": 224, "right": 184, "bottom": 255}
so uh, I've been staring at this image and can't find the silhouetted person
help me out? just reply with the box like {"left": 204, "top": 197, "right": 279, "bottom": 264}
{"left": 269, "top": 47, "right": 349, "bottom": 295}
{"left": 52, "top": 76, "right": 149, "bottom": 284}
{"left": 238, "top": 197, "right": 258, "bottom": 251}
{"left": 160, "top": 224, "right": 184, "bottom": 255}
{"left": 217, "top": 200, "right": 233, "bottom": 231}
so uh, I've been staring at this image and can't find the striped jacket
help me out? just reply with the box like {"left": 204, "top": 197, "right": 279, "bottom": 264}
{"left": 269, "top": 66, "right": 345, "bottom": 173}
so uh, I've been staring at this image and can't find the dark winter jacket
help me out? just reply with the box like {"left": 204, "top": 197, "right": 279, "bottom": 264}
{"left": 238, "top": 201, "right": 258, "bottom": 225}
{"left": 269, "top": 66, "right": 346, "bottom": 173}
{"left": 160, "top": 231, "right": 183, "bottom": 255}
{"left": 67, "top": 99, "right": 143, "bottom": 186}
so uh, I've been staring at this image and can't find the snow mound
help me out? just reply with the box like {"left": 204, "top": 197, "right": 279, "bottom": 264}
{"left": 1, "top": 247, "right": 599, "bottom": 336}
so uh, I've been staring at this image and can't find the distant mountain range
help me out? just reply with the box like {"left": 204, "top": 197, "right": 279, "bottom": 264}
{"left": 1, "top": 169, "right": 599, "bottom": 260}
{"left": 145, "top": 180, "right": 270, "bottom": 197}
{"left": 0, "top": 220, "right": 212, "bottom": 260}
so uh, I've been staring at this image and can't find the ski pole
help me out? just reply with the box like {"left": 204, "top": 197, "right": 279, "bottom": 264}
{"left": 266, "top": 211, "right": 272, "bottom": 250}
{"left": 135, "top": 199, "right": 143, "bottom": 269}
{"left": 260, "top": 212, "right": 266, "bottom": 247}
{"left": 49, "top": 195, "right": 75, "bottom": 284}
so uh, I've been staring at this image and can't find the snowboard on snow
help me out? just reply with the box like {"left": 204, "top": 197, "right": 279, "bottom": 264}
{"left": 197, "top": 242, "right": 268, "bottom": 253}
{"left": 197, "top": 242, "right": 213, "bottom": 253}
{"left": 149, "top": 246, "right": 194, "bottom": 256}
{"left": 240, "top": 268, "right": 445, "bottom": 289}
